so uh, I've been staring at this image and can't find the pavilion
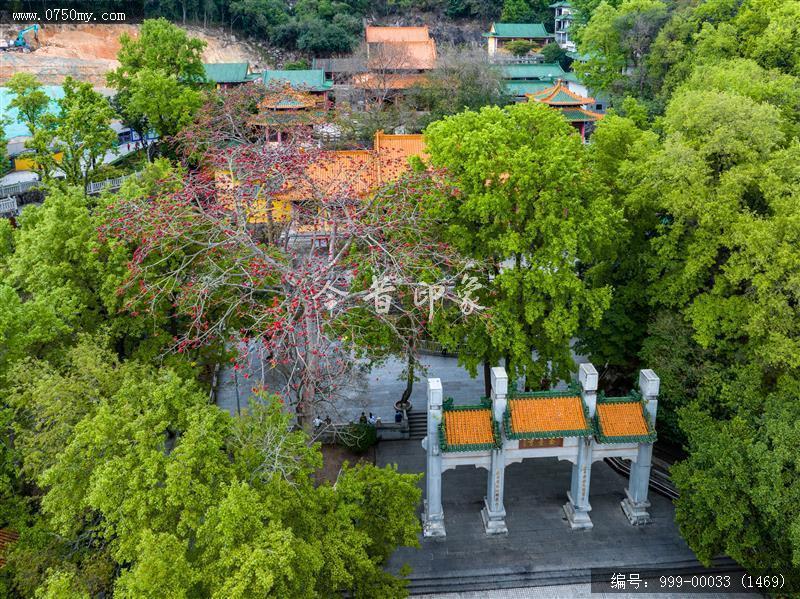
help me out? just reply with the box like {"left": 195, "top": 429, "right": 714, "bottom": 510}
{"left": 526, "top": 78, "right": 603, "bottom": 141}
{"left": 500, "top": 63, "right": 566, "bottom": 101}
{"left": 422, "top": 363, "right": 660, "bottom": 536}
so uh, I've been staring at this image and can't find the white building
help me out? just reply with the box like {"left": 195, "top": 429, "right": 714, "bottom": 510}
{"left": 551, "top": 1, "right": 577, "bottom": 52}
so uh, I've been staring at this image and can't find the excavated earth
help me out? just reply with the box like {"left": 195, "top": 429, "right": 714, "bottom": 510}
{"left": 0, "top": 23, "right": 267, "bottom": 85}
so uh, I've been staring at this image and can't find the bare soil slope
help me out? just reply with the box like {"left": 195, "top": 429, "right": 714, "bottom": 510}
{"left": 0, "top": 23, "right": 266, "bottom": 86}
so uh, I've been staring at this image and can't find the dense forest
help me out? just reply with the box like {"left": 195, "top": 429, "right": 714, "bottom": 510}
{"left": 3, "top": 0, "right": 560, "bottom": 54}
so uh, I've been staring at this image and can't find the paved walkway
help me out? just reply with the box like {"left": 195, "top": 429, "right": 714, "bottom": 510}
{"left": 216, "top": 353, "right": 489, "bottom": 422}
{"left": 378, "top": 440, "right": 747, "bottom": 596}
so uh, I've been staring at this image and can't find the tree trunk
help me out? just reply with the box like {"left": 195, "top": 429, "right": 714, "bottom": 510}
{"left": 401, "top": 348, "right": 415, "bottom": 404}
{"left": 299, "top": 306, "right": 318, "bottom": 432}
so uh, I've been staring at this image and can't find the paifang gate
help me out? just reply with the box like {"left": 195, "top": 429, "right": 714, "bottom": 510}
{"left": 421, "top": 363, "right": 660, "bottom": 537}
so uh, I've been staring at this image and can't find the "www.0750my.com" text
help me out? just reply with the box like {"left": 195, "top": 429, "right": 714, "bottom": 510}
{"left": 13, "top": 10, "right": 126, "bottom": 23}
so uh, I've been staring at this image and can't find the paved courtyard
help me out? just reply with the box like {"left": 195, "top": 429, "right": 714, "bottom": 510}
{"left": 216, "top": 353, "right": 490, "bottom": 421}
{"left": 216, "top": 349, "right": 584, "bottom": 422}
{"left": 215, "top": 352, "right": 751, "bottom": 596}
{"left": 378, "top": 440, "right": 747, "bottom": 596}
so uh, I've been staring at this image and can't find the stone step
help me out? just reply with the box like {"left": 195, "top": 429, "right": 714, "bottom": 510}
{"left": 406, "top": 411, "right": 428, "bottom": 440}
{"left": 403, "top": 558, "right": 745, "bottom": 595}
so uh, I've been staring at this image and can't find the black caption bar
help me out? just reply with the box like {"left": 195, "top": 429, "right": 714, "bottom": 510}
{"left": 591, "top": 568, "right": 789, "bottom": 594}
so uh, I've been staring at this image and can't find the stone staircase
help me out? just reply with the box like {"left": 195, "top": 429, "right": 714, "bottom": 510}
{"left": 407, "top": 411, "right": 428, "bottom": 440}
{"left": 403, "top": 559, "right": 746, "bottom": 595}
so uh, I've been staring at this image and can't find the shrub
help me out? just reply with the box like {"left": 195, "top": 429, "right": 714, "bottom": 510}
{"left": 339, "top": 422, "right": 378, "bottom": 454}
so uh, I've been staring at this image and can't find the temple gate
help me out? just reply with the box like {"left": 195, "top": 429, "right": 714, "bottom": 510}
{"left": 422, "top": 363, "right": 660, "bottom": 536}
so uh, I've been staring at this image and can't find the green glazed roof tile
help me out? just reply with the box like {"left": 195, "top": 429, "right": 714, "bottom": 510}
{"left": 486, "top": 23, "right": 554, "bottom": 38}
{"left": 203, "top": 62, "right": 250, "bottom": 83}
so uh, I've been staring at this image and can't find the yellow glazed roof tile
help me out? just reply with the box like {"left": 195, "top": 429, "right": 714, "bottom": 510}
{"left": 596, "top": 402, "right": 649, "bottom": 438}
{"left": 444, "top": 409, "right": 495, "bottom": 446}
{"left": 509, "top": 396, "right": 588, "bottom": 434}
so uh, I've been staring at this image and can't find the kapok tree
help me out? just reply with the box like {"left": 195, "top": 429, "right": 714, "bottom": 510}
{"left": 107, "top": 87, "right": 480, "bottom": 423}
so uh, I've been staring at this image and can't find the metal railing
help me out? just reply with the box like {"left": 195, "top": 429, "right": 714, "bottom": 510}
{"left": 605, "top": 457, "right": 678, "bottom": 500}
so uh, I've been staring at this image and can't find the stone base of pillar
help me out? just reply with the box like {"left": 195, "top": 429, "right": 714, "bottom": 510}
{"left": 564, "top": 491, "right": 593, "bottom": 530}
{"left": 621, "top": 488, "right": 651, "bottom": 525}
{"left": 481, "top": 497, "right": 508, "bottom": 535}
{"left": 422, "top": 500, "right": 446, "bottom": 537}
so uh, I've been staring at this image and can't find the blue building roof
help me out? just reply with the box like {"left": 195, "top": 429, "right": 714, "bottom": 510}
{"left": 0, "top": 85, "right": 64, "bottom": 140}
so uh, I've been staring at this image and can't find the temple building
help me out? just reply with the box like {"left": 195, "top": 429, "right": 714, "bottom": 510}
{"left": 484, "top": 23, "right": 555, "bottom": 60}
{"left": 217, "top": 131, "right": 427, "bottom": 226}
{"left": 500, "top": 63, "right": 566, "bottom": 100}
{"left": 249, "top": 84, "right": 329, "bottom": 144}
{"left": 423, "top": 364, "right": 660, "bottom": 536}
{"left": 526, "top": 78, "right": 603, "bottom": 141}
{"left": 203, "top": 62, "right": 256, "bottom": 88}
{"left": 262, "top": 70, "right": 333, "bottom": 104}
{"left": 354, "top": 26, "right": 438, "bottom": 98}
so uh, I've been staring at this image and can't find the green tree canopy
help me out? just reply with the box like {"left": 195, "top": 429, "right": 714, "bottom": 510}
{"left": 577, "top": 0, "right": 667, "bottom": 98}
{"left": 108, "top": 18, "right": 207, "bottom": 88}
{"left": 424, "top": 101, "right": 618, "bottom": 388}
{"left": 672, "top": 375, "right": 800, "bottom": 588}
{"left": 6, "top": 73, "right": 50, "bottom": 134}
{"left": 37, "top": 77, "right": 118, "bottom": 188}
{"left": 107, "top": 18, "right": 206, "bottom": 143}
{"left": 4, "top": 339, "right": 421, "bottom": 597}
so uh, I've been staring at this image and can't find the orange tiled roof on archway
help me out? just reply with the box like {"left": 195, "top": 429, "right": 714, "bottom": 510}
{"left": 443, "top": 409, "right": 495, "bottom": 446}
{"left": 596, "top": 402, "right": 649, "bottom": 438}
{"left": 508, "top": 396, "right": 590, "bottom": 436}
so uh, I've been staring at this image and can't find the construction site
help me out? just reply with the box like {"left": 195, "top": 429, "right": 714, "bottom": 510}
{"left": 0, "top": 23, "right": 266, "bottom": 86}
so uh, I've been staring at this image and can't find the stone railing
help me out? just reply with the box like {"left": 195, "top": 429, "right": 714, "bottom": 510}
{"left": 0, "top": 172, "right": 137, "bottom": 204}
{"left": 0, "top": 196, "right": 18, "bottom": 215}
{"left": 312, "top": 414, "right": 409, "bottom": 444}
{"left": 418, "top": 339, "right": 464, "bottom": 357}
{"left": 85, "top": 174, "right": 133, "bottom": 195}
{"left": 0, "top": 180, "right": 39, "bottom": 198}
{"left": 491, "top": 55, "right": 545, "bottom": 65}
